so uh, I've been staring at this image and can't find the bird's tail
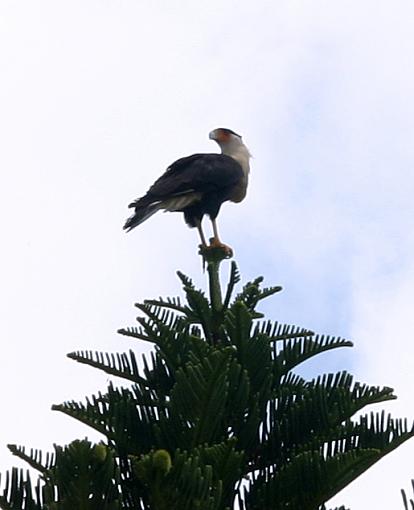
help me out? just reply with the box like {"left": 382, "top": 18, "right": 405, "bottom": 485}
{"left": 123, "top": 201, "right": 162, "bottom": 232}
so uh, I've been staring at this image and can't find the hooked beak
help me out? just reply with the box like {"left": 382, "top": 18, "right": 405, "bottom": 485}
{"left": 209, "top": 130, "right": 217, "bottom": 141}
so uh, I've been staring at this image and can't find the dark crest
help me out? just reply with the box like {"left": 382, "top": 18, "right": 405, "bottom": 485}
{"left": 218, "top": 128, "right": 242, "bottom": 138}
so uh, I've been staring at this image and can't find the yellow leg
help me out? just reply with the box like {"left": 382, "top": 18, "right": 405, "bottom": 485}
{"left": 195, "top": 219, "right": 208, "bottom": 247}
{"left": 209, "top": 219, "right": 233, "bottom": 257}
{"left": 212, "top": 218, "right": 220, "bottom": 243}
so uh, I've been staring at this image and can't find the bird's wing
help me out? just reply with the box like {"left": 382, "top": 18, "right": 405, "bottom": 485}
{"left": 129, "top": 154, "right": 243, "bottom": 208}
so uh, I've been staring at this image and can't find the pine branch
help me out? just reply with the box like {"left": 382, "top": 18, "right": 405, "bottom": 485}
{"left": 272, "top": 335, "right": 353, "bottom": 380}
{"left": 184, "top": 287, "right": 214, "bottom": 342}
{"left": 246, "top": 448, "right": 381, "bottom": 510}
{"left": 67, "top": 349, "right": 149, "bottom": 386}
{"left": 0, "top": 468, "right": 43, "bottom": 510}
{"left": 7, "top": 445, "right": 53, "bottom": 474}
{"left": 222, "top": 261, "right": 241, "bottom": 312}
{"left": 401, "top": 480, "right": 414, "bottom": 510}
{"left": 143, "top": 296, "right": 189, "bottom": 315}
{"left": 166, "top": 349, "right": 232, "bottom": 447}
{"left": 235, "top": 276, "right": 282, "bottom": 311}
{"left": 117, "top": 326, "right": 152, "bottom": 343}
{"left": 254, "top": 319, "right": 314, "bottom": 341}
{"left": 176, "top": 271, "right": 195, "bottom": 289}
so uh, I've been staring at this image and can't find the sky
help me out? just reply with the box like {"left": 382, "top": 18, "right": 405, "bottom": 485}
{"left": 1, "top": 1, "right": 414, "bottom": 508}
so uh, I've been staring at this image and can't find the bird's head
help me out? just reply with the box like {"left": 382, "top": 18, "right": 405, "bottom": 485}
{"left": 209, "top": 128, "right": 243, "bottom": 150}
{"left": 209, "top": 128, "right": 251, "bottom": 168}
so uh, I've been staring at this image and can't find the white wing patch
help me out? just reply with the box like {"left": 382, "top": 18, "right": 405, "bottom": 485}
{"left": 161, "top": 192, "right": 202, "bottom": 212}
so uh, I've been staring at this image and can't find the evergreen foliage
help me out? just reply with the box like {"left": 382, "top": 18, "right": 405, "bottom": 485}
{"left": 402, "top": 480, "right": 414, "bottom": 509}
{"left": 1, "top": 251, "right": 413, "bottom": 509}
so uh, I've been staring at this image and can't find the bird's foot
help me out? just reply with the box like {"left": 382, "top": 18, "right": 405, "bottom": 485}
{"left": 209, "top": 238, "right": 233, "bottom": 257}
{"left": 199, "top": 238, "right": 233, "bottom": 260}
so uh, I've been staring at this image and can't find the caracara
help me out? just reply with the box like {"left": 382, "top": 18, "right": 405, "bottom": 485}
{"left": 124, "top": 128, "right": 251, "bottom": 254}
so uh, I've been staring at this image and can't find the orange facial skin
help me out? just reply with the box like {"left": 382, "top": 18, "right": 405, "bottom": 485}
{"left": 216, "top": 129, "right": 231, "bottom": 142}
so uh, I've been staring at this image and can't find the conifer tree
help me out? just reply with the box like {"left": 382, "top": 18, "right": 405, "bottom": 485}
{"left": 1, "top": 248, "right": 413, "bottom": 509}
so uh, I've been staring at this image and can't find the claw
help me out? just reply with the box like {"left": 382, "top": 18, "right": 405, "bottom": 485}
{"left": 208, "top": 238, "right": 233, "bottom": 258}
{"left": 198, "top": 238, "right": 233, "bottom": 259}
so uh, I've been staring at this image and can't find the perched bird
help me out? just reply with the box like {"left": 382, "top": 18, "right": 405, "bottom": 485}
{"left": 124, "top": 128, "right": 251, "bottom": 254}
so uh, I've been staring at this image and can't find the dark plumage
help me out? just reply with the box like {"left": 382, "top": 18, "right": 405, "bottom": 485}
{"left": 124, "top": 128, "right": 251, "bottom": 252}
{"left": 125, "top": 153, "right": 243, "bottom": 230}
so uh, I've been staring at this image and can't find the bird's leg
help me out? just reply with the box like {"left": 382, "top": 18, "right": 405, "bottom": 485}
{"left": 209, "top": 219, "right": 233, "bottom": 257}
{"left": 196, "top": 220, "right": 211, "bottom": 270}
{"left": 195, "top": 219, "right": 208, "bottom": 248}
{"left": 212, "top": 218, "right": 220, "bottom": 243}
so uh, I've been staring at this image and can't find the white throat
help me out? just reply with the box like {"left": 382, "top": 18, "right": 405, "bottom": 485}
{"left": 222, "top": 143, "right": 251, "bottom": 178}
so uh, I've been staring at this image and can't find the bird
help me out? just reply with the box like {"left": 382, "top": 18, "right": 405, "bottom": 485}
{"left": 124, "top": 128, "right": 251, "bottom": 255}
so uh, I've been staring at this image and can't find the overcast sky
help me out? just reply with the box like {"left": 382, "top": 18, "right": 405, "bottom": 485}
{"left": 1, "top": 1, "right": 414, "bottom": 508}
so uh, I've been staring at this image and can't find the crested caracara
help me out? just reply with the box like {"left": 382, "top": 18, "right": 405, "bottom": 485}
{"left": 124, "top": 128, "right": 251, "bottom": 254}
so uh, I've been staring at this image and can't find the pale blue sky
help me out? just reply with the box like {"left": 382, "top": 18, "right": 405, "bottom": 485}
{"left": 1, "top": 1, "right": 414, "bottom": 508}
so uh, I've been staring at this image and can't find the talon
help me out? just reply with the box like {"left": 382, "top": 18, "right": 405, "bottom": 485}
{"left": 208, "top": 238, "right": 233, "bottom": 258}
{"left": 199, "top": 238, "right": 233, "bottom": 262}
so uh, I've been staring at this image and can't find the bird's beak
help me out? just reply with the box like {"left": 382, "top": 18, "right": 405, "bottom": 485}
{"left": 209, "top": 130, "right": 217, "bottom": 141}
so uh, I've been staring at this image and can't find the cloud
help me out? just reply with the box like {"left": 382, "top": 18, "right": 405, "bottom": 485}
{"left": 1, "top": 1, "right": 414, "bottom": 507}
